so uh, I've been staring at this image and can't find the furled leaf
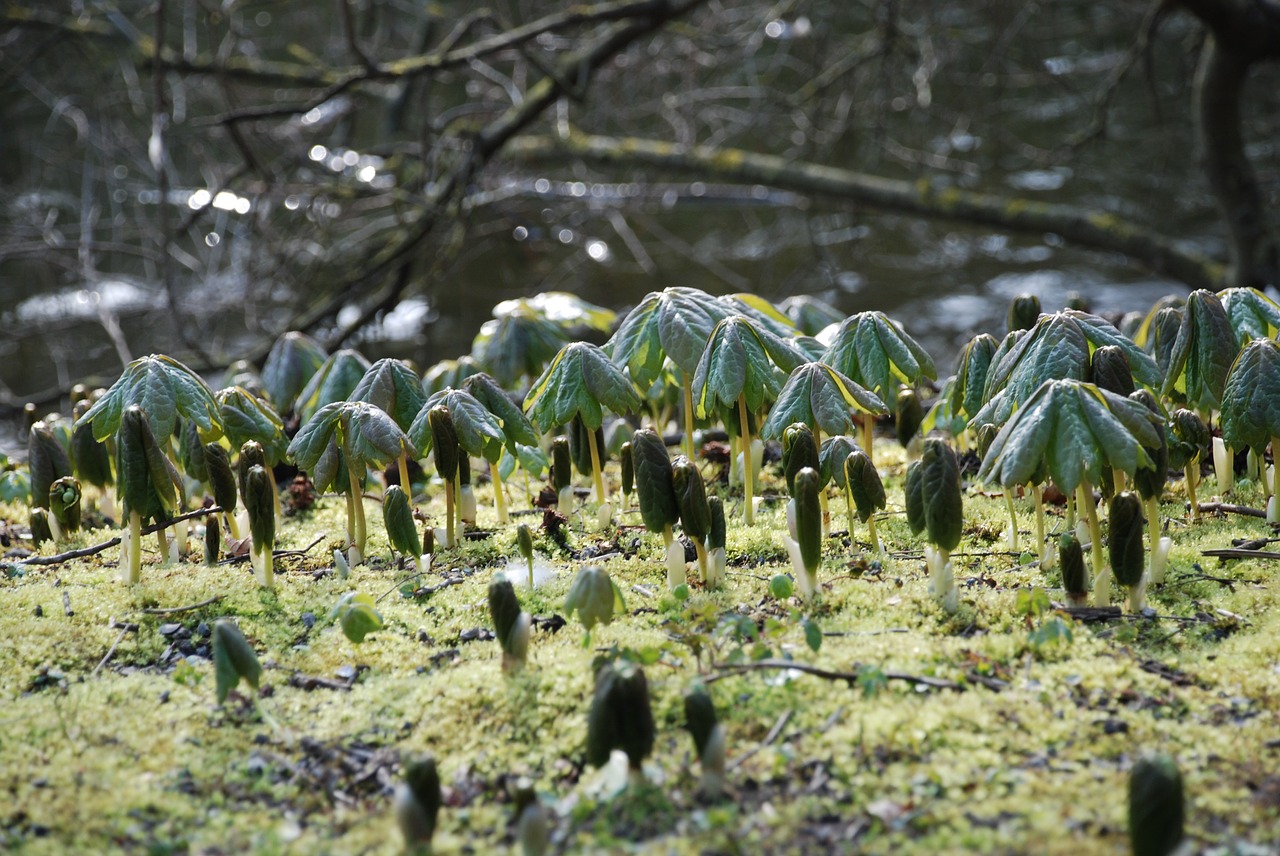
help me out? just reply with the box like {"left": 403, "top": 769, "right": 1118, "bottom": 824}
{"left": 294, "top": 349, "right": 370, "bottom": 422}
{"left": 586, "top": 663, "right": 654, "bottom": 770}
{"left": 1130, "top": 390, "right": 1169, "bottom": 501}
{"left": 524, "top": 342, "right": 642, "bottom": 432}
{"left": 1167, "top": 408, "right": 1209, "bottom": 471}
{"left": 244, "top": 465, "right": 275, "bottom": 553}
{"left": 261, "top": 331, "right": 327, "bottom": 412}
{"left": 488, "top": 575, "right": 523, "bottom": 651}
{"left": 708, "top": 495, "right": 726, "bottom": 551}
{"left": 1160, "top": 289, "right": 1236, "bottom": 413}
{"left": 75, "top": 354, "right": 221, "bottom": 443}
{"left": 761, "top": 362, "right": 887, "bottom": 440}
{"left": 1060, "top": 531, "right": 1088, "bottom": 603}
{"left": 1218, "top": 286, "right": 1280, "bottom": 345}
{"left": 382, "top": 485, "right": 420, "bottom": 559}
{"left": 1129, "top": 755, "right": 1184, "bottom": 856}
{"left": 212, "top": 618, "right": 262, "bottom": 704}
{"left": 1109, "top": 492, "right": 1145, "bottom": 588}
{"left": 672, "top": 455, "right": 711, "bottom": 543}
{"left": 396, "top": 756, "right": 441, "bottom": 847}
{"left": 116, "top": 405, "right": 179, "bottom": 520}
{"left": 904, "top": 461, "right": 925, "bottom": 535}
{"left": 550, "top": 436, "right": 571, "bottom": 493}
{"left": 1220, "top": 338, "right": 1280, "bottom": 456}
{"left": 70, "top": 401, "right": 113, "bottom": 489}
{"left": 845, "top": 450, "right": 886, "bottom": 524}
{"left": 564, "top": 565, "right": 625, "bottom": 631}
{"left": 48, "top": 476, "right": 81, "bottom": 534}
{"left": 349, "top": 358, "right": 427, "bottom": 430}
{"left": 793, "top": 467, "right": 822, "bottom": 574}
{"left": 820, "top": 311, "right": 936, "bottom": 408}
{"left": 919, "top": 439, "right": 962, "bottom": 552}
{"left": 977, "top": 379, "right": 1162, "bottom": 494}
{"left": 205, "top": 443, "right": 238, "bottom": 513}
{"left": 330, "top": 592, "right": 384, "bottom": 643}
{"left": 217, "top": 386, "right": 287, "bottom": 464}
{"left": 631, "top": 428, "right": 678, "bottom": 535}
{"left": 606, "top": 287, "right": 728, "bottom": 385}
{"left": 782, "top": 422, "right": 821, "bottom": 495}
{"left": 28, "top": 422, "right": 72, "bottom": 510}
{"left": 1007, "top": 293, "right": 1041, "bottom": 332}
{"left": 683, "top": 687, "right": 719, "bottom": 759}
{"left": 949, "top": 333, "right": 999, "bottom": 421}
{"left": 1090, "top": 345, "right": 1134, "bottom": 398}
{"left": 619, "top": 441, "right": 634, "bottom": 495}
{"left": 896, "top": 387, "right": 924, "bottom": 447}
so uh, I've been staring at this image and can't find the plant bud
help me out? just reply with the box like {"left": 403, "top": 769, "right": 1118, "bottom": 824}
{"left": 587, "top": 663, "right": 655, "bottom": 772}
{"left": 70, "top": 400, "right": 113, "bottom": 489}
{"left": 48, "top": 476, "right": 81, "bottom": 535}
{"left": 395, "top": 756, "right": 441, "bottom": 849}
{"left": 1007, "top": 292, "right": 1041, "bottom": 332}
{"left": 245, "top": 465, "right": 275, "bottom": 555}
{"left": 1129, "top": 755, "right": 1184, "bottom": 856}
{"left": 1091, "top": 345, "right": 1135, "bottom": 397}
{"left": 904, "top": 460, "right": 926, "bottom": 536}
{"left": 708, "top": 495, "right": 725, "bottom": 552}
{"left": 895, "top": 387, "right": 923, "bottom": 447}
{"left": 237, "top": 440, "right": 266, "bottom": 501}
{"left": 564, "top": 566, "right": 625, "bottom": 631}
{"left": 212, "top": 618, "right": 262, "bottom": 704}
{"left": 28, "top": 422, "right": 72, "bottom": 510}
{"left": 1060, "top": 531, "right": 1088, "bottom": 605}
{"left": 672, "top": 455, "right": 710, "bottom": 544}
{"left": 781, "top": 423, "right": 819, "bottom": 494}
{"left": 29, "top": 507, "right": 52, "bottom": 548}
{"left": 205, "top": 443, "right": 238, "bottom": 515}
{"left": 488, "top": 576, "right": 522, "bottom": 652}
{"left": 793, "top": 467, "right": 822, "bottom": 578}
{"left": 845, "top": 450, "right": 885, "bottom": 523}
{"left": 517, "top": 523, "right": 534, "bottom": 563}
{"left": 631, "top": 428, "right": 678, "bottom": 536}
{"left": 619, "top": 441, "right": 634, "bottom": 497}
{"left": 921, "top": 438, "right": 962, "bottom": 552}
{"left": 204, "top": 515, "right": 220, "bottom": 566}
{"left": 428, "top": 405, "right": 459, "bottom": 482}
{"left": 382, "top": 485, "right": 420, "bottom": 561}
{"left": 1109, "top": 491, "right": 1145, "bottom": 590}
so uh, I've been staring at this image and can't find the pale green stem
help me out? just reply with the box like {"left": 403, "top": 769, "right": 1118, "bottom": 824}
{"left": 1066, "top": 489, "right": 1077, "bottom": 530}
{"left": 156, "top": 524, "right": 169, "bottom": 565}
{"left": 1078, "top": 481, "right": 1105, "bottom": 600}
{"left": 1145, "top": 496, "right": 1161, "bottom": 549}
{"left": 348, "top": 467, "right": 367, "bottom": 557}
{"left": 861, "top": 413, "right": 874, "bottom": 463}
{"left": 398, "top": 453, "right": 412, "bottom": 501}
{"left": 1185, "top": 455, "right": 1200, "bottom": 519}
{"left": 693, "top": 539, "right": 708, "bottom": 581}
{"left": 738, "top": 395, "right": 755, "bottom": 525}
{"left": 444, "top": 478, "right": 456, "bottom": 549}
{"left": 588, "top": 428, "right": 607, "bottom": 507}
{"left": 492, "top": 459, "right": 509, "bottom": 524}
{"left": 1004, "top": 492, "right": 1019, "bottom": 552}
{"left": 1033, "top": 484, "right": 1045, "bottom": 560}
{"left": 662, "top": 522, "right": 674, "bottom": 550}
{"left": 127, "top": 510, "right": 142, "bottom": 584}
{"left": 866, "top": 512, "right": 881, "bottom": 554}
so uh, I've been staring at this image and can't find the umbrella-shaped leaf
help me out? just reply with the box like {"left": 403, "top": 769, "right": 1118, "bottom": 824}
{"left": 463, "top": 372, "right": 540, "bottom": 449}
{"left": 409, "top": 388, "right": 505, "bottom": 461}
{"left": 216, "top": 387, "right": 287, "bottom": 464}
{"left": 295, "top": 349, "right": 370, "bottom": 422}
{"left": 977, "top": 379, "right": 1161, "bottom": 494}
{"left": 761, "top": 362, "right": 887, "bottom": 440}
{"left": 261, "top": 331, "right": 326, "bottom": 412}
{"left": 692, "top": 315, "right": 808, "bottom": 418}
{"left": 75, "top": 353, "right": 220, "bottom": 443}
{"left": 564, "top": 565, "right": 626, "bottom": 631}
{"left": 718, "top": 293, "right": 796, "bottom": 337}
{"left": 423, "top": 355, "right": 482, "bottom": 397}
{"left": 1219, "top": 287, "right": 1280, "bottom": 345}
{"left": 1220, "top": 338, "right": 1280, "bottom": 455}
{"left": 606, "top": 287, "right": 728, "bottom": 385}
{"left": 349, "top": 358, "right": 427, "bottom": 430}
{"left": 472, "top": 303, "right": 571, "bottom": 388}
{"left": 288, "top": 400, "right": 410, "bottom": 474}
{"left": 499, "top": 291, "right": 616, "bottom": 334}
{"left": 331, "top": 592, "right": 384, "bottom": 643}
{"left": 820, "top": 311, "right": 936, "bottom": 408}
{"left": 117, "top": 405, "right": 179, "bottom": 519}
{"left": 1160, "top": 289, "right": 1237, "bottom": 413}
{"left": 523, "top": 342, "right": 641, "bottom": 432}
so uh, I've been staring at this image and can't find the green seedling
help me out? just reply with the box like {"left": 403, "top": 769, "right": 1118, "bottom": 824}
{"left": 212, "top": 618, "right": 262, "bottom": 705}
{"left": 672, "top": 454, "right": 712, "bottom": 586}
{"left": 684, "top": 686, "right": 726, "bottom": 799}
{"left": 587, "top": 662, "right": 655, "bottom": 785}
{"left": 349, "top": 358, "right": 427, "bottom": 491}
{"left": 844, "top": 450, "right": 886, "bottom": 553}
{"left": 1221, "top": 338, "right": 1280, "bottom": 519}
{"left": 383, "top": 484, "right": 422, "bottom": 567}
{"left": 293, "top": 348, "right": 370, "bottom": 422}
{"left": 564, "top": 565, "right": 625, "bottom": 639}
{"left": 488, "top": 574, "right": 531, "bottom": 674}
{"left": 516, "top": 523, "right": 535, "bottom": 588}
{"left": 331, "top": 592, "right": 384, "bottom": 643}
{"left": 1110, "top": 491, "right": 1147, "bottom": 612}
{"left": 395, "top": 755, "right": 441, "bottom": 855}
{"left": 47, "top": 476, "right": 81, "bottom": 543}
{"left": 204, "top": 443, "right": 239, "bottom": 540}
{"left": 28, "top": 421, "right": 72, "bottom": 511}
{"left": 1128, "top": 755, "right": 1184, "bottom": 856}
{"left": 116, "top": 405, "right": 181, "bottom": 584}
{"left": 919, "top": 438, "right": 963, "bottom": 613}
{"left": 1007, "top": 292, "right": 1041, "bottom": 332}
{"left": 784, "top": 467, "right": 822, "bottom": 599}
{"left": 244, "top": 464, "right": 275, "bottom": 588}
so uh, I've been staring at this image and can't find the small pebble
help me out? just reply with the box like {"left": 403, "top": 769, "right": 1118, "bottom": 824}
{"left": 301, "top": 612, "right": 316, "bottom": 629}
{"left": 335, "top": 664, "right": 357, "bottom": 681}
{"left": 159, "top": 623, "right": 183, "bottom": 637}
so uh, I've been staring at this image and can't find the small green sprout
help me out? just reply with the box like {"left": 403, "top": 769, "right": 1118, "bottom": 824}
{"left": 488, "top": 575, "right": 531, "bottom": 674}
{"left": 587, "top": 662, "right": 655, "bottom": 784}
{"left": 47, "top": 476, "right": 81, "bottom": 543}
{"left": 204, "top": 515, "right": 220, "bottom": 566}
{"left": 382, "top": 485, "right": 422, "bottom": 567}
{"left": 551, "top": 436, "right": 573, "bottom": 509}
{"left": 244, "top": 464, "right": 275, "bottom": 588}
{"left": 1060, "top": 531, "right": 1089, "bottom": 607}
{"left": 564, "top": 565, "right": 625, "bottom": 637}
{"left": 783, "top": 467, "right": 822, "bottom": 600}
{"left": 844, "top": 450, "right": 886, "bottom": 553}
{"left": 516, "top": 523, "right": 535, "bottom": 588}
{"left": 684, "top": 686, "right": 726, "bottom": 799}
{"left": 919, "top": 438, "right": 963, "bottom": 613}
{"left": 331, "top": 592, "right": 384, "bottom": 643}
{"left": 672, "top": 454, "right": 712, "bottom": 586}
{"left": 1109, "top": 492, "right": 1147, "bottom": 612}
{"left": 512, "top": 778, "right": 549, "bottom": 856}
{"left": 706, "top": 495, "right": 727, "bottom": 588}
{"left": 1007, "top": 292, "right": 1041, "bottom": 332}
{"left": 1129, "top": 755, "right": 1184, "bottom": 856}
{"left": 212, "top": 618, "right": 262, "bottom": 705}
{"left": 395, "top": 755, "right": 441, "bottom": 854}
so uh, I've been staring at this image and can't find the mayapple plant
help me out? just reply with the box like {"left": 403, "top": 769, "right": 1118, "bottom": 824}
{"left": 586, "top": 662, "right": 655, "bottom": 786}
{"left": 706, "top": 495, "right": 727, "bottom": 588}
{"left": 1109, "top": 492, "right": 1147, "bottom": 612}
{"left": 488, "top": 575, "right": 531, "bottom": 674}
{"left": 1128, "top": 755, "right": 1185, "bottom": 856}
{"left": 47, "top": 476, "right": 81, "bottom": 544}
{"left": 918, "top": 438, "right": 963, "bottom": 614}
{"left": 550, "top": 436, "right": 574, "bottom": 510}
{"left": 564, "top": 565, "right": 626, "bottom": 641}
{"left": 672, "top": 455, "right": 713, "bottom": 586}
{"left": 204, "top": 442, "right": 240, "bottom": 540}
{"left": 844, "top": 450, "right": 886, "bottom": 553}
{"left": 212, "top": 618, "right": 263, "bottom": 705}
{"left": 331, "top": 592, "right": 385, "bottom": 643}
{"left": 1060, "top": 530, "right": 1089, "bottom": 607}
{"left": 383, "top": 485, "right": 423, "bottom": 567}
{"left": 512, "top": 779, "right": 549, "bottom": 856}
{"left": 116, "top": 405, "right": 181, "bottom": 584}
{"left": 516, "top": 523, "right": 535, "bottom": 588}
{"left": 630, "top": 428, "right": 683, "bottom": 586}
{"left": 395, "top": 755, "right": 442, "bottom": 855}
{"left": 244, "top": 465, "right": 276, "bottom": 588}
{"left": 783, "top": 467, "right": 823, "bottom": 600}
{"left": 426, "top": 405, "right": 461, "bottom": 547}
{"left": 684, "top": 686, "right": 726, "bottom": 800}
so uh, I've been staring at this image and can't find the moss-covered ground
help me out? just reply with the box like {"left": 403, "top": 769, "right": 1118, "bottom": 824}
{"left": 2, "top": 446, "right": 1278, "bottom": 855}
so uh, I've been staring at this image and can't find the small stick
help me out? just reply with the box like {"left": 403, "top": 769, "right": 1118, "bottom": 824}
{"left": 20, "top": 506, "right": 223, "bottom": 567}
{"left": 140, "top": 596, "right": 223, "bottom": 615}
{"left": 1197, "top": 502, "right": 1266, "bottom": 519}
{"left": 707, "top": 658, "right": 962, "bottom": 690}
{"left": 91, "top": 624, "right": 134, "bottom": 676}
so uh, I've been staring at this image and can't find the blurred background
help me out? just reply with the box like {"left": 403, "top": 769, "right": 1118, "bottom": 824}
{"left": 2, "top": 0, "right": 1277, "bottom": 444}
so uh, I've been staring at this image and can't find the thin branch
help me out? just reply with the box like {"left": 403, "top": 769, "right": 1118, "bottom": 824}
{"left": 507, "top": 130, "right": 1226, "bottom": 290}
{"left": 140, "top": 596, "right": 224, "bottom": 615}
{"left": 18, "top": 506, "right": 222, "bottom": 566}
{"left": 706, "top": 658, "right": 963, "bottom": 691}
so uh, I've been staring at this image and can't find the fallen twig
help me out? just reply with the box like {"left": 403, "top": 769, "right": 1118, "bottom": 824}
{"left": 19, "top": 506, "right": 223, "bottom": 567}
{"left": 288, "top": 672, "right": 354, "bottom": 692}
{"left": 728, "top": 709, "right": 792, "bottom": 771}
{"left": 140, "top": 596, "right": 223, "bottom": 615}
{"left": 91, "top": 623, "right": 135, "bottom": 676}
{"left": 1200, "top": 548, "right": 1280, "bottom": 560}
{"left": 1197, "top": 502, "right": 1267, "bottom": 519}
{"left": 707, "top": 658, "right": 962, "bottom": 691}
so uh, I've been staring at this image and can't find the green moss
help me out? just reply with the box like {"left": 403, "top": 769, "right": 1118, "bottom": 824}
{"left": 2, "top": 460, "right": 1279, "bottom": 853}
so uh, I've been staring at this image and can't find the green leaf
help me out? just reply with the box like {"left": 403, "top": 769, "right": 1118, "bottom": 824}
{"left": 845, "top": 450, "right": 886, "bottom": 523}
{"left": 70, "top": 403, "right": 113, "bottom": 489}
{"left": 672, "top": 455, "right": 711, "bottom": 543}
{"left": 1220, "top": 338, "right": 1280, "bottom": 455}
{"left": 1129, "top": 755, "right": 1184, "bottom": 856}
{"left": 819, "top": 434, "right": 859, "bottom": 488}
{"left": 821, "top": 311, "right": 936, "bottom": 408}
{"left": 606, "top": 287, "right": 728, "bottom": 385}
{"left": 463, "top": 372, "right": 540, "bottom": 449}
{"left": 212, "top": 618, "right": 262, "bottom": 704}
{"left": 692, "top": 315, "right": 805, "bottom": 417}
{"left": 1089, "top": 345, "right": 1134, "bottom": 397}
{"left": 410, "top": 388, "right": 504, "bottom": 461}
{"left": 0, "top": 469, "right": 30, "bottom": 504}
{"left": 331, "top": 592, "right": 384, "bottom": 644}
{"left": 116, "top": 406, "right": 179, "bottom": 519}
{"left": 205, "top": 443, "right": 238, "bottom": 513}
{"left": 781, "top": 422, "right": 820, "bottom": 494}
{"left": 288, "top": 400, "right": 410, "bottom": 475}
{"left": 683, "top": 687, "right": 719, "bottom": 758}
{"left": 382, "top": 485, "right": 420, "bottom": 559}
{"left": 216, "top": 386, "right": 287, "bottom": 464}
{"left": 1160, "top": 289, "right": 1236, "bottom": 413}
{"left": 75, "top": 354, "right": 221, "bottom": 444}
{"left": 472, "top": 303, "right": 570, "bottom": 387}
{"left": 349, "top": 358, "right": 427, "bottom": 430}
{"left": 769, "top": 573, "right": 794, "bottom": 600}
{"left": 503, "top": 291, "right": 616, "bottom": 333}
{"left": 779, "top": 294, "right": 844, "bottom": 336}
{"left": 949, "top": 333, "right": 999, "bottom": 421}
{"left": 904, "top": 461, "right": 925, "bottom": 535}
{"left": 261, "top": 331, "right": 327, "bottom": 412}
{"left": 761, "top": 362, "right": 887, "bottom": 440}
{"left": 793, "top": 467, "right": 822, "bottom": 575}
{"left": 564, "top": 565, "right": 625, "bottom": 631}
{"left": 920, "top": 439, "right": 963, "bottom": 552}
{"left": 422, "top": 355, "right": 482, "bottom": 397}
{"left": 27, "top": 422, "right": 72, "bottom": 510}
{"left": 524, "top": 342, "right": 642, "bottom": 432}
{"left": 1109, "top": 492, "right": 1145, "bottom": 588}
{"left": 294, "top": 349, "right": 370, "bottom": 422}
{"left": 977, "top": 379, "right": 1161, "bottom": 494}
{"left": 586, "top": 663, "right": 655, "bottom": 770}
{"left": 488, "top": 575, "right": 522, "bottom": 651}
{"left": 802, "top": 616, "right": 822, "bottom": 652}
{"left": 1219, "top": 287, "right": 1280, "bottom": 344}
{"left": 244, "top": 465, "right": 275, "bottom": 553}
{"left": 1060, "top": 532, "right": 1087, "bottom": 600}
{"left": 631, "top": 428, "right": 678, "bottom": 535}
